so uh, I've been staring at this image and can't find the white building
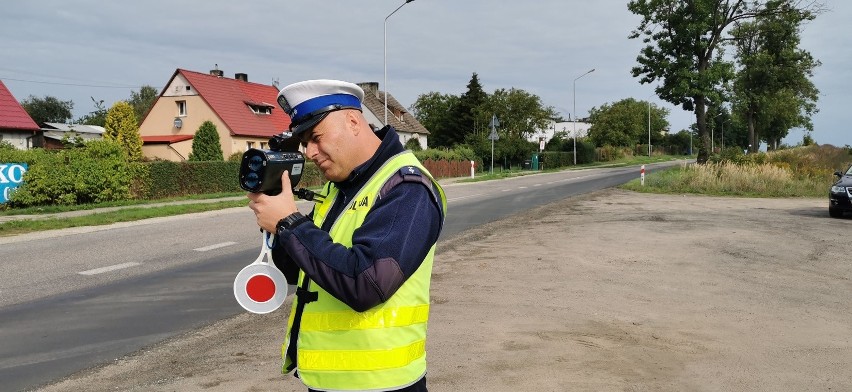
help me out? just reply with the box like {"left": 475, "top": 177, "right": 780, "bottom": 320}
{"left": 529, "top": 120, "right": 592, "bottom": 146}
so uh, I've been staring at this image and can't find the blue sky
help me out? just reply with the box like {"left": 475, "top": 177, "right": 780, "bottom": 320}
{"left": 1, "top": 1, "right": 848, "bottom": 147}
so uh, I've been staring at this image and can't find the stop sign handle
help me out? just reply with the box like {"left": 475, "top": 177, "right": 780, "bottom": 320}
{"left": 233, "top": 231, "right": 293, "bottom": 314}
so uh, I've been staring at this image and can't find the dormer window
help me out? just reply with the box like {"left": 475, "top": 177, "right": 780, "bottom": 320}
{"left": 246, "top": 101, "right": 274, "bottom": 115}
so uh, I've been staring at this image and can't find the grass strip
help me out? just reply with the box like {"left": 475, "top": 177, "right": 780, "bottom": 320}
{"left": 0, "top": 200, "right": 247, "bottom": 237}
{"left": 0, "top": 192, "right": 245, "bottom": 216}
{"left": 620, "top": 162, "right": 829, "bottom": 198}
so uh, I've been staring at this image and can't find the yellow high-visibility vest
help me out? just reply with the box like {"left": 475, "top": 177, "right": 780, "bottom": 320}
{"left": 283, "top": 151, "right": 447, "bottom": 391}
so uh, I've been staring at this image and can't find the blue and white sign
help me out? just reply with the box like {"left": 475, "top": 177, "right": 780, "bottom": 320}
{"left": 0, "top": 163, "right": 28, "bottom": 203}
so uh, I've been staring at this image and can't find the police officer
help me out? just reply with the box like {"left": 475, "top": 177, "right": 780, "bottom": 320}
{"left": 248, "top": 79, "right": 446, "bottom": 392}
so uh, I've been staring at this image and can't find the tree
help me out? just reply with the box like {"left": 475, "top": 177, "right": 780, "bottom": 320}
{"left": 128, "top": 85, "right": 159, "bottom": 125}
{"left": 20, "top": 95, "right": 73, "bottom": 125}
{"left": 628, "top": 0, "right": 822, "bottom": 163}
{"left": 104, "top": 101, "right": 143, "bottom": 161}
{"left": 76, "top": 97, "right": 108, "bottom": 126}
{"left": 730, "top": 0, "right": 820, "bottom": 152}
{"left": 409, "top": 92, "right": 459, "bottom": 148}
{"left": 478, "top": 88, "right": 558, "bottom": 140}
{"left": 445, "top": 73, "right": 488, "bottom": 146}
{"left": 188, "top": 121, "right": 224, "bottom": 161}
{"left": 587, "top": 98, "right": 670, "bottom": 148}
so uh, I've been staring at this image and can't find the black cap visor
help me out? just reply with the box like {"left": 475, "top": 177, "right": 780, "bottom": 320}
{"left": 288, "top": 105, "right": 361, "bottom": 135}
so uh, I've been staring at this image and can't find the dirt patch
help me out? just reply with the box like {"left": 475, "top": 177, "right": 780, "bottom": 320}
{"left": 36, "top": 189, "right": 852, "bottom": 391}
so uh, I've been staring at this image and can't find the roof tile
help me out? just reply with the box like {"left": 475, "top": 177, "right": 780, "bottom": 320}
{"left": 0, "top": 80, "right": 40, "bottom": 131}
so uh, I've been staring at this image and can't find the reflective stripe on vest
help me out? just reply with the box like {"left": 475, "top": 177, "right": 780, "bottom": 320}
{"left": 299, "top": 304, "right": 430, "bottom": 332}
{"left": 299, "top": 339, "right": 426, "bottom": 371}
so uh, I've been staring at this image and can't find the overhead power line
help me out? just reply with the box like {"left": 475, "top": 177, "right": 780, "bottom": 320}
{"left": 0, "top": 76, "right": 144, "bottom": 89}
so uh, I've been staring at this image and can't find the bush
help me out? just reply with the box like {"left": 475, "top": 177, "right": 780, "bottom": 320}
{"left": 188, "top": 121, "right": 224, "bottom": 161}
{"left": 405, "top": 138, "right": 423, "bottom": 151}
{"left": 3, "top": 140, "right": 132, "bottom": 207}
{"left": 576, "top": 139, "right": 596, "bottom": 164}
{"left": 540, "top": 151, "right": 573, "bottom": 168}
{"left": 596, "top": 145, "right": 632, "bottom": 162}
{"left": 227, "top": 151, "right": 243, "bottom": 162}
{"left": 414, "top": 146, "right": 479, "bottom": 163}
{"left": 0, "top": 140, "right": 16, "bottom": 151}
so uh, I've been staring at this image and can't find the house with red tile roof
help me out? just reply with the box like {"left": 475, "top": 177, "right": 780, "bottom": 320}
{"left": 0, "top": 80, "right": 41, "bottom": 149}
{"left": 138, "top": 68, "right": 291, "bottom": 161}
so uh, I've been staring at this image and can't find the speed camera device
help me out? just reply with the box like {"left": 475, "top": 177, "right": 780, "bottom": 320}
{"left": 239, "top": 132, "right": 305, "bottom": 195}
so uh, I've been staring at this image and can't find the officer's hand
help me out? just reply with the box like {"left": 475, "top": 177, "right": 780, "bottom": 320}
{"left": 247, "top": 171, "right": 298, "bottom": 233}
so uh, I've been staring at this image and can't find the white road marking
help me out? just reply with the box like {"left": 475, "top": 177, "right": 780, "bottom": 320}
{"left": 79, "top": 262, "right": 141, "bottom": 276}
{"left": 533, "top": 183, "right": 542, "bottom": 187}
{"left": 447, "top": 193, "right": 485, "bottom": 202}
{"left": 193, "top": 241, "right": 238, "bottom": 252}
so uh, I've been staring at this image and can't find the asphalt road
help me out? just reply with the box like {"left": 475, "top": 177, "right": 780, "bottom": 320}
{"left": 0, "top": 161, "right": 682, "bottom": 392}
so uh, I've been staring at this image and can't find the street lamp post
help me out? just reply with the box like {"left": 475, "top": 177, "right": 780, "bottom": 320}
{"left": 572, "top": 68, "right": 595, "bottom": 165}
{"left": 384, "top": 0, "right": 415, "bottom": 126}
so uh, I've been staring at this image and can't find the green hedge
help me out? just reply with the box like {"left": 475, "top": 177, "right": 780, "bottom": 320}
{"left": 131, "top": 159, "right": 325, "bottom": 199}
{"left": 540, "top": 151, "right": 574, "bottom": 168}
{"left": 1, "top": 140, "right": 132, "bottom": 207}
{"left": 130, "top": 161, "right": 241, "bottom": 199}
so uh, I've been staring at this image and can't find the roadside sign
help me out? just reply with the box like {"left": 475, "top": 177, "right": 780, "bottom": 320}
{"left": 1, "top": 163, "right": 27, "bottom": 203}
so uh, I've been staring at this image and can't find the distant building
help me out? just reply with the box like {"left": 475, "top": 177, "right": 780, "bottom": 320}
{"left": 0, "top": 80, "right": 41, "bottom": 149}
{"left": 40, "top": 122, "right": 104, "bottom": 149}
{"left": 529, "top": 119, "right": 592, "bottom": 147}
{"left": 138, "top": 68, "right": 290, "bottom": 161}
{"left": 357, "top": 82, "right": 431, "bottom": 149}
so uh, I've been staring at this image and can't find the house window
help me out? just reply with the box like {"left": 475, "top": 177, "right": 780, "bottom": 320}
{"left": 247, "top": 141, "right": 255, "bottom": 150}
{"left": 177, "top": 100, "right": 187, "bottom": 116}
{"left": 248, "top": 104, "right": 272, "bottom": 115}
{"left": 260, "top": 142, "right": 268, "bottom": 149}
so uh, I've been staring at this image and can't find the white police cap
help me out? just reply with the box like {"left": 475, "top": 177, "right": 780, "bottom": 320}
{"left": 277, "top": 79, "right": 365, "bottom": 135}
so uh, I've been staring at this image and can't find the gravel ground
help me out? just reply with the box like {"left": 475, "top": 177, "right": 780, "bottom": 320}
{"left": 35, "top": 189, "right": 852, "bottom": 392}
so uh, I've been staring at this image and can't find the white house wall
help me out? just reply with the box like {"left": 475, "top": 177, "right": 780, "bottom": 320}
{"left": 163, "top": 74, "right": 199, "bottom": 97}
{"left": 530, "top": 120, "right": 592, "bottom": 143}
{"left": 0, "top": 132, "right": 32, "bottom": 149}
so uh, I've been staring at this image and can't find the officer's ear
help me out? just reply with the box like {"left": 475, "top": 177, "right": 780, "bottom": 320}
{"left": 345, "top": 110, "right": 363, "bottom": 136}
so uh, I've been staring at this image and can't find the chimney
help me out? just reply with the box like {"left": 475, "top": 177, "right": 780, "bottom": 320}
{"left": 358, "top": 82, "right": 381, "bottom": 98}
{"left": 210, "top": 69, "right": 224, "bottom": 77}
{"left": 235, "top": 73, "right": 248, "bottom": 82}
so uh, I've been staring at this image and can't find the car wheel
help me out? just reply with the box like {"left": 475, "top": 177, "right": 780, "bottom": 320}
{"left": 829, "top": 207, "right": 843, "bottom": 218}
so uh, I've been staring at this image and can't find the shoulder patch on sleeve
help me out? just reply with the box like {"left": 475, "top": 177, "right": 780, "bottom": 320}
{"left": 379, "top": 166, "right": 433, "bottom": 200}
{"left": 399, "top": 166, "right": 422, "bottom": 178}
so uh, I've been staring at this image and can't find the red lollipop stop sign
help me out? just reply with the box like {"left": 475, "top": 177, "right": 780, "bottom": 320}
{"left": 234, "top": 232, "right": 291, "bottom": 314}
